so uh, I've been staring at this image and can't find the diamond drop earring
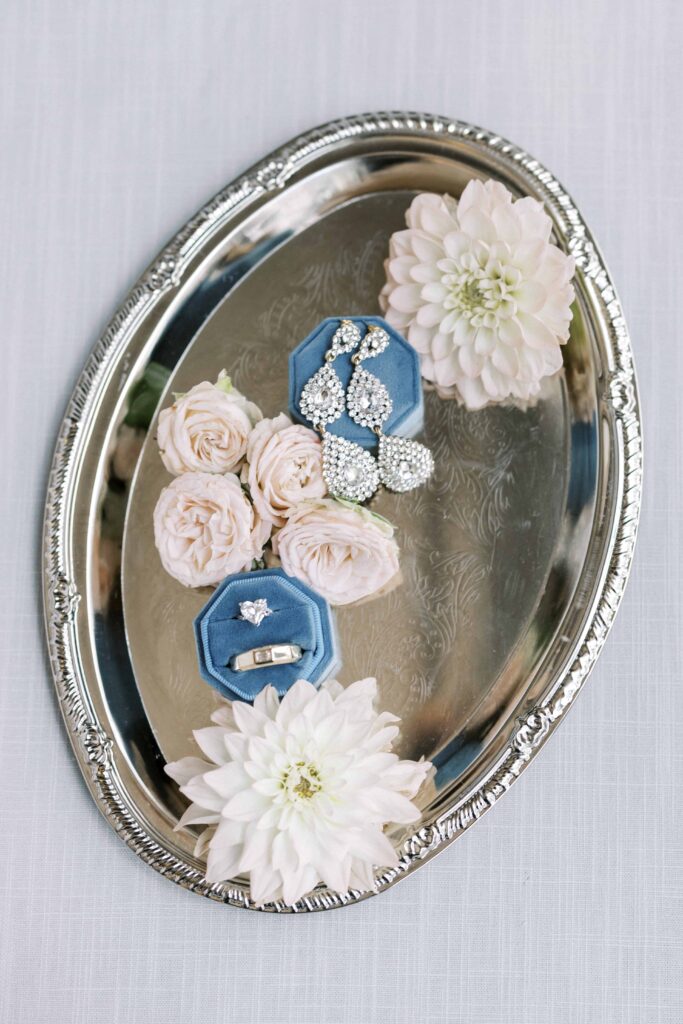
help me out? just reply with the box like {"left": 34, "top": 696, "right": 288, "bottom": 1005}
{"left": 347, "top": 324, "right": 434, "bottom": 494}
{"left": 299, "top": 320, "right": 380, "bottom": 503}
{"left": 299, "top": 319, "right": 360, "bottom": 429}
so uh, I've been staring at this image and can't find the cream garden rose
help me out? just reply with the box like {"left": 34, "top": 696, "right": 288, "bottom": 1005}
{"left": 273, "top": 498, "right": 400, "bottom": 606}
{"left": 243, "top": 413, "right": 326, "bottom": 526}
{"left": 157, "top": 373, "right": 262, "bottom": 475}
{"left": 153, "top": 472, "right": 270, "bottom": 587}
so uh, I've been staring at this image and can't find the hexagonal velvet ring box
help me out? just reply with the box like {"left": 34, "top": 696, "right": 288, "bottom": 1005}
{"left": 194, "top": 568, "right": 339, "bottom": 703}
{"left": 288, "top": 316, "right": 424, "bottom": 449}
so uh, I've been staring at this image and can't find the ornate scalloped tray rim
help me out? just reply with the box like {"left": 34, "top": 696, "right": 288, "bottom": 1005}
{"left": 42, "top": 111, "right": 642, "bottom": 912}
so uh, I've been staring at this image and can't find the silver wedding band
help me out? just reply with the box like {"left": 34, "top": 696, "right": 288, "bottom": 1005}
{"left": 229, "top": 643, "right": 303, "bottom": 672}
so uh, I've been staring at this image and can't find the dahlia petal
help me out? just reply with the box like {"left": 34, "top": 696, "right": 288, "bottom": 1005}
{"left": 481, "top": 362, "right": 507, "bottom": 398}
{"left": 348, "top": 857, "right": 377, "bottom": 892}
{"left": 517, "top": 347, "right": 546, "bottom": 379}
{"left": 249, "top": 863, "right": 283, "bottom": 906}
{"left": 195, "top": 828, "right": 214, "bottom": 859}
{"left": 457, "top": 375, "right": 490, "bottom": 410}
{"left": 419, "top": 353, "right": 436, "bottom": 381}
{"left": 433, "top": 351, "right": 461, "bottom": 387}
{"left": 517, "top": 312, "right": 558, "bottom": 351}
{"left": 431, "top": 331, "right": 455, "bottom": 361}
{"left": 456, "top": 179, "right": 486, "bottom": 218}
{"left": 407, "top": 322, "right": 436, "bottom": 354}
{"left": 512, "top": 239, "right": 544, "bottom": 275}
{"left": 387, "top": 255, "right": 418, "bottom": 284}
{"left": 406, "top": 192, "right": 444, "bottom": 224}
{"left": 486, "top": 179, "right": 514, "bottom": 209}
{"left": 439, "top": 310, "right": 458, "bottom": 334}
{"left": 410, "top": 234, "right": 445, "bottom": 263}
{"left": 387, "top": 227, "right": 419, "bottom": 255}
{"left": 255, "top": 804, "right": 284, "bottom": 830}
{"left": 193, "top": 726, "right": 230, "bottom": 765}
{"left": 410, "top": 262, "right": 442, "bottom": 284}
{"left": 334, "top": 676, "right": 377, "bottom": 708}
{"left": 231, "top": 700, "right": 268, "bottom": 737}
{"left": 452, "top": 316, "right": 476, "bottom": 346}
{"left": 347, "top": 750, "right": 397, "bottom": 776}
{"left": 386, "top": 283, "right": 423, "bottom": 313}
{"left": 498, "top": 317, "right": 523, "bottom": 348}
{"left": 515, "top": 197, "right": 552, "bottom": 241}
{"left": 515, "top": 280, "right": 546, "bottom": 314}
{"left": 443, "top": 230, "right": 469, "bottom": 259}
{"left": 384, "top": 305, "right": 410, "bottom": 330}
{"left": 223, "top": 732, "right": 249, "bottom": 762}
{"left": 164, "top": 756, "right": 213, "bottom": 787}
{"left": 253, "top": 684, "right": 280, "bottom": 720}
{"left": 348, "top": 827, "right": 399, "bottom": 869}
{"left": 420, "top": 205, "right": 459, "bottom": 239}
{"left": 316, "top": 850, "right": 353, "bottom": 895}
{"left": 210, "top": 703, "right": 237, "bottom": 729}
{"left": 492, "top": 204, "right": 521, "bottom": 245}
{"left": 458, "top": 208, "right": 496, "bottom": 245}
{"left": 473, "top": 327, "right": 496, "bottom": 355}
{"left": 239, "top": 825, "right": 277, "bottom": 872}
{"left": 204, "top": 762, "right": 251, "bottom": 799}
{"left": 282, "top": 861, "right": 319, "bottom": 906}
{"left": 542, "top": 343, "right": 564, "bottom": 375}
{"left": 360, "top": 788, "right": 421, "bottom": 824}
{"left": 222, "top": 788, "right": 270, "bottom": 821}
{"left": 205, "top": 841, "right": 242, "bottom": 883}
{"left": 380, "top": 758, "right": 431, "bottom": 797}
{"left": 416, "top": 303, "right": 446, "bottom": 328}
{"left": 459, "top": 346, "right": 485, "bottom": 378}
{"left": 421, "top": 281, "right": 449, "bottom": 303}
{"left": 180, "top": 777, "right": 228, "bottom": 813}
{"left": 492, "top": 344, "right": 519, "bottom": 377}
{"left": 175, "top": 805, "right": 221, "bottom": 830}
{"left": 276, "top": 679, "right": 318, "bottom": 729}
{"left": 213, "top": 817, "right": 246, "bottom": 846}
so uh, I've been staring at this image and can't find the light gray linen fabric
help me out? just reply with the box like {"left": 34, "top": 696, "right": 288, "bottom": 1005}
{"left": 1, "top": 1, "right": 680, "bottom": 1021}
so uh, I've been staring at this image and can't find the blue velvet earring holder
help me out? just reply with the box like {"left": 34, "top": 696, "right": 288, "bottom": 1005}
{"left": 194, "top": 569, "right": 339, "bottom": 702}
{"left": 288, "top": 316, "right": 424, "bottom": 449}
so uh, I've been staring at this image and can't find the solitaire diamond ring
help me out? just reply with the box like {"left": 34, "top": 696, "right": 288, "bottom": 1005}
{"left": 238, "top": 599, "right": 272, "bottom": 626}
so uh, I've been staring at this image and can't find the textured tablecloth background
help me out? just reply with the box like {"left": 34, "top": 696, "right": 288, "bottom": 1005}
{"left": 1, "top": 2, "right": 681, "bottom": 1022}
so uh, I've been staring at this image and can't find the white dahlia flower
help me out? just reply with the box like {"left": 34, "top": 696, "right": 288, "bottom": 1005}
{"left": 165, "top": 678, "right": 431, "bottom": 907}
{"left": 380, "top": 180, "right": 575, "bottom": 409}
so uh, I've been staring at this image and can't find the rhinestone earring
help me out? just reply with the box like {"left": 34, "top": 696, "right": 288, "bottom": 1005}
{"left": 347, "top": 324, "right": 434, "bottom": 494}
{"left": 299, "top": 320, "right": 380, "bottom": 503}
{"left": 299, "top": 319, "right": 360, "bottom": 429}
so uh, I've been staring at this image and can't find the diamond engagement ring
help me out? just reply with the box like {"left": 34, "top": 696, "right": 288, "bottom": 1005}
{"left": 238, "top": 599, "right": 272, "bottom": 626}
{"left": 229, "top": 644, "right": 303, "bottom": 672}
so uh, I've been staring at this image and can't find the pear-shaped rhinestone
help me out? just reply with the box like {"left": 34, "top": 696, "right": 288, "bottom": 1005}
{"left": 346, "top": 367, "right": 392, "bottom": 430}
{"left": 378, "top": 435, "right": 434, "bottom": 493}
{"left": 299, "top": 365, "right": 345, "bottom": 429}
{"left": 327, "top": 319, "right": 362, "bottom": 360}
{"left": 322, "top": 433, "right": 379, "bottom": 503}
{"left": 356, "top": 324, "right": 390, "bottom": 362}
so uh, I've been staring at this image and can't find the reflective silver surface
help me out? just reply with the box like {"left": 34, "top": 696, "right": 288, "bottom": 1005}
{"left": 42, "top": 112, "right": 642, "bottom": 911}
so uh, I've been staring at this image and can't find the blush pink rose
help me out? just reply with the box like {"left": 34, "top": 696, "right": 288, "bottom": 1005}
{"left": 157, "top": 374, "right": 262, "bottom": 476}
{"left": 153, "top": 472, "right": 270, "bottom": 587}
{"left": 243, "top": 413, "right": 326, "bottom": 526}
{"left": 273, "top": 498, "right": 400, "bottom": 606}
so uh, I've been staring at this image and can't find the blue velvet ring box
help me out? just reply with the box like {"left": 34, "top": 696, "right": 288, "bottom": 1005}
{"left": 288, "top": 316, "right": 424, "bottom": 450}
{"left": 194, "top": 568, "right": 339, "bottom": 703}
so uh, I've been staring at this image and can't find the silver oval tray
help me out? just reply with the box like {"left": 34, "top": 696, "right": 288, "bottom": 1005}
{"left": 43, "top": 112, "right": 642, "bottom": 911}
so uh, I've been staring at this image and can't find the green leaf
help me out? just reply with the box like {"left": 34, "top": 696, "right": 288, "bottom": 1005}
{"left": 124, "top": 362, "right": 171, "bottom": 429}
